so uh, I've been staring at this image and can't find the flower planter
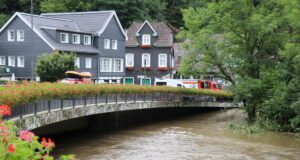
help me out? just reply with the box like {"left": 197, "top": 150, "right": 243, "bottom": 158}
{"left": 157, "top": 67, "right": 169, "bottom": 71}
{"left": 140, "top": 67, "right": 152, "bottom": 71}
{"left": 126, "top": 66, "right": 134, "bottom": 71}
{"left": 140, "top": 44, "right": 151, "bottom": 48}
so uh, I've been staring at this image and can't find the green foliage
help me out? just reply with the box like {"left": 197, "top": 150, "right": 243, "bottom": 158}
{"left": 179, "top": 0, "right": 300, "bottom": 131}
{"left": 35, "top": 52, "right": 76, "bottom": 82}
{"left": 0, "top": 14, "right": 10, "bottom": 27}
{"left": 40, "top": 0, "right": 92, "bottom": 13}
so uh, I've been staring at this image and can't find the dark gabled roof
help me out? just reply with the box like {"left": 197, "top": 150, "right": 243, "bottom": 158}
{"left": 0, "top": 11, "right": 126, "bottom": 54}
{"left": 126, "top": 21, "right": 173, "bottom": 47}
{"left": 41, "top": 11, "right": 113, "bottom": 33}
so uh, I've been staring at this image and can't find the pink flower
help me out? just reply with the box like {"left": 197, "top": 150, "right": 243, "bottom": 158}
{"left": 0, "top": 126, "right": 8, "bottom": 136}
{"left": 18, "top": 130, "right": 35, "bottom": 142}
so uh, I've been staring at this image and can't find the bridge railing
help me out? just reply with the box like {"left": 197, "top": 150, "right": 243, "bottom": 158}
{"left": 5, "top": 93, "right": 220, "bottom": 120}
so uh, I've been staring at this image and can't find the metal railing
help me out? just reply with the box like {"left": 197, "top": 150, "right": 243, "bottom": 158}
{"left": 4, "top": 93, "right": 220, "bottom": 120}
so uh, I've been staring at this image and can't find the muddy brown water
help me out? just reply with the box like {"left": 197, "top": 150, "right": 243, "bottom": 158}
{"left": 52, "top": 109, "right": 300, "bottom": 160}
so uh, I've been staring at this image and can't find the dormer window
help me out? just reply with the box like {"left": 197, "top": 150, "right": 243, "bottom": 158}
{"left": 84, "top": 35, "right": 91, "bottom": 45}
{"left": 8, "top": 30, "right": 15, "bottom": 41}
{"left": 17, "top": 30, "right": 24, "bottom": 41}
{"left": 60, "top": 33, "right": 69, "bottom": 43}
{"left": 72, "top": 34, "right": 80, "bottom": 44}
{"left": 142, "top": 34, "right": 150, "bottom": 45}
{"left": 112, "top": 40, "right": 117, "bottom": 50}
{"left": 104, "top": 39, "right": 110, "bottom": 49}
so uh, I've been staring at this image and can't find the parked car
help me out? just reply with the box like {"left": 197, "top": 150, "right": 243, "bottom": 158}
{"left": 59, "top": 71, "right": 92, "bottom": 84}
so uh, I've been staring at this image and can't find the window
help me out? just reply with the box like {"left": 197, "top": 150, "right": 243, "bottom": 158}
{"left": 112, "top": 40, "right": 118, "bottom": 50}
{"left": 17, "top": 56, "right": 25, "bottom": 67}
{"left": 141, "top": 78, "right": 151, "bottom": 85}
{"left": 60, "top": 33, "right": 69, "bottom": 43}
{"left": 75, "top": 57, "right": 80, "bottom": 68}
{"left": 100, "top": 58, "right": 112, "bottom": 72}
{"left": 171, "top": 54, "right": 174, "bottom": 67}
{"left": 8, "top": 56, "right": 15, "bottom": 67}
{"left": 142, "top": 34, "right": 150, "bottom": 45}
{"left": 72, "top": 34, "right": 80, "bottom": 44}
{"left": 85, "top": 58, "right": 92, "bottom": 68}
{"left": 113, "top": 58, "right": 123, "bottom": 72}
{"left": 8, "top": 30, "right": 15, "bottom": 41}
{"left": 84, "top": 35, "right": 91, "bottom": 45}
{"left": 17, "top": 30, "right": 24, "bottom": 41}
{"left": 158, "top": 54, "right": 167, "bottom": 67}
{"left": 0, "top": 56, "right": 5, "bottom": 65}
{"left": 104, "top": 39, "right": 110, "bottom": 49}
{"left": 125, "top": 54, "right": 134, "bottom": 67}
{"left": 142, "top": 53, "right": 150, "bottom": 67}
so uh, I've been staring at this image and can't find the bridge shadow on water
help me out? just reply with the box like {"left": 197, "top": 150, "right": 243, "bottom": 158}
{"left": 33, "top": 107, "right": 222, "bottom": 144}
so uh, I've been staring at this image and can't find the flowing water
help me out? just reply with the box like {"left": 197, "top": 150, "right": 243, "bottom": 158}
{"left": 52, "top": 109, "right": 300, "bottom": 160}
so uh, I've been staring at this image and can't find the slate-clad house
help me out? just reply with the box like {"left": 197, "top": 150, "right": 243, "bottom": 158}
{"left": 125, "top": 21, "right": 174, "bottom": 85}
{"left": 0, "top": 11, "right": 126, "bottom": 83}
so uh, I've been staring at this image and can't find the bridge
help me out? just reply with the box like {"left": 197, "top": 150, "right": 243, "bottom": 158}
{"left": 7, "top": 93, "right": 239, "bottom": 134}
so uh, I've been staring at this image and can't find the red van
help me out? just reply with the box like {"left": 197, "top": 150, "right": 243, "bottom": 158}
{"left": 198, "top": 80, "right": 222, "bottom": 91}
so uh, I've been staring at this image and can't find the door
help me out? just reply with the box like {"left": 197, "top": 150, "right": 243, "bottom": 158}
{"left": 141, "top": 78, "right": 151, "bottom": 85}
{"left": 124, "top": 77, "right": 134, "bottom": 84}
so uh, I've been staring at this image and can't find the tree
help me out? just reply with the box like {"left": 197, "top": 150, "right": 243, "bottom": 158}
{"left": 178, "top": 0, "right": 299, "bottom": 123}
{"left": 40, "top": 0, "right": 93, "bottom": 13}
{"left": 35, "top": 52, "right": 76, "bottom": 82}
{"left": 92, "top": 0, "right": 167, "bottom": 28}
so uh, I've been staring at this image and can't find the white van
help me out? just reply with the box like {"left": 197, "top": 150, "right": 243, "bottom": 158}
{"left": 154, "top": 79, "right": 184, "bottom": 88}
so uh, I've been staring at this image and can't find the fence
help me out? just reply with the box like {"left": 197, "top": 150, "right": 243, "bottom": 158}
{"left": 5, "top": 93, "right": 219, "bottom": 120}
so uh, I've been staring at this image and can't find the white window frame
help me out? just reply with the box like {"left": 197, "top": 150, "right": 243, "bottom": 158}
{"left": 112, "top": 40, "right": 118, "bottom": 50}
{"left": 100, "top": 58, "right": 112, "bottom": 72}
{"left": 75, "top": 57, "right": 80, "bottom": 68}
{"left": 60, "top": 33, "right": 69, "bottom": 43}
{"left": 72, "top": 34, "right": 80, "bottom": 44}
{"left": 140, "top": 77, "right": 151, "bottom": 85}
{"left": 125, "top": 53, "right": 134, "bottom": 67}
{"left": 85, "top": 57, "right": 92, "bottom": 68}
{"left": 17, "top": 56, "right": 25, "bottom": 67}
{"left": 8, "top": 56, "right": 15, "bottom": 67}
{"left": 0, "top": 56, "right": 6, "bottom": 65}
{"left": 113, "top": 58, "right": 123, "bottom": 72}
{"left": 142, "top": 53, "right": 151, "bottom": 67}
{"left": 142, "top": 34, "right": 150, "bottom": 45}
{"left": 17, "top": 30, "right": 24, "bottom": 41}
{"left": 8, "top": 30, "right": 15, "bottom": 41}
{"left": 84, "top": 35, "right": 91, "bottom": 45}
{"left": 158, "top": 53, "right": 167, "bottom": 67}
{"left": 104, "top": 39, "right": 110, "bottom": 49}
{"left": 123, "top": 77, "right": 134, "bottom": 84}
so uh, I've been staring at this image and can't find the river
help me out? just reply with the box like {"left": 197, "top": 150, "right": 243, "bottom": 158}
{"left": 52, "top": 109, "right": 300, "bottom": 160}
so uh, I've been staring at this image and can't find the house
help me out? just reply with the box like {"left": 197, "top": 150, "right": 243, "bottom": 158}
{"left": 0, "top": 11, "right": 126, "bottom": 83}
{"left": 124, "top": 21, "right": 175, "bottom": 85}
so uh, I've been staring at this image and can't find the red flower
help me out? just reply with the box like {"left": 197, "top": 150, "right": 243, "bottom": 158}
{"left": 0, "top": 105, "right": 11, "bottom": 116}
{"left": 126, "top": 66, "right": 134, "bottom": 71}
{"left": 8, "top": 143, "right": 16, "bottom": 152}
{"left": 157, "top": 67, "right": 169, "bottom": 71}
{"left": 41, "top": 137, "right": 55, "bottom": 149}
